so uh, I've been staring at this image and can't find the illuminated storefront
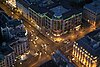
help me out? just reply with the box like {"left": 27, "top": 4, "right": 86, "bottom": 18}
{"left": 72, "top": 28, "right": 100, "bottom": 67}
{"left": 28, "top": 5, "right": 82, "bottom": 37}
{"left": 83, "top": 0, "right": 100, "bottom": 25}
{"left": 73, "top": 43, "right": 97, "bottom": 67}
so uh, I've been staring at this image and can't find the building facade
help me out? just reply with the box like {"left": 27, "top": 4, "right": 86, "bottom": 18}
{"left": 83, "top": 0, "right": 100, "bottom": 25}
{"left": 0, "top": 10, "right": 29, "bottom": 56}
{"left": 16, "top": 0, "right": 30, "bottom": 19}
{"left": 28, "top": 0, "right": 82, "bottom": 36}
{"left": 10, "top": 36, "right": 29, "bottom": 56}
{"left": 0, "top": 9, "right": 29, "bottom": 67}
{"left": 0, "top": 42, "right": 15, "bottom": 67}
{"left": 72, "top": 28, "right": 100, "bottom": 67}
{"left": 14, "top": 0, "right": 82, "bottom": 37}
{"left": 0, "top": 54, "right": 6, "bottom": 67}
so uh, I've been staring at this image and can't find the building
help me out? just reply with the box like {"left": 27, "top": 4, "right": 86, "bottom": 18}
{"left": 39, "top": 60, "right": 58, "bottom": 67}
{"left": 5, "top": 20, "right": 29, "bottom": 56}
{"left": 52, "top": 50, "right": 75, "bottom": 67}
{"left": 28, "top": 0, "right": 82, "bottom": 36}
{"left": 0, "top": 54, "right": 6, "bottom": 67}
{"left": 16, "top": 0, "right": 30, "bottom": 19}
{"left": 15, "top": 0, "right": 82, "bottom": 37}
{"left": 72, "top": 28, "right": 100, "bottom": 67}
{"left": 8, "top": 27, "right": 29, "bottom": 56}
{"left": 0, "top": 18, "right": 29, "bottom": 57}
{"left": 0, "top": 42, "right": 15, "bottom": 67}
{"left": 0, "top": 9, "right": 29, "bottom": 66}
{"left": 83, "top": 0, "right": 100, "bottom": 25}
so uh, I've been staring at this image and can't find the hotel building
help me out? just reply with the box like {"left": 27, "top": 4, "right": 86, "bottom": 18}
{"left": 72, "top": 28, "right": 100, "bottom": 67}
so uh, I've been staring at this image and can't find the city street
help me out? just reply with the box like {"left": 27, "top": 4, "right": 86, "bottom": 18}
{"left": 0, "top": 1, "right": 98, "bottom": 67}
{"left": 0, "top": 2, "right": 58, "bottom": 67}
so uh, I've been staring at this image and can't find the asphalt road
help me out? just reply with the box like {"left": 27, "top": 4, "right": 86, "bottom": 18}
{"left": 0, "top": 2, "right": 58, "bottom": 67}
{"left": 0, "top": 1, "right": 98, "bottom": 67}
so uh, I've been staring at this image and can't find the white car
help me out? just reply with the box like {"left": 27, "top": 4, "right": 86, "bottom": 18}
{"left": 34, "top": 53, "right": 38, "bottom": 57}
{"left": 35, "top": 36, "right": 38, "bottom": 40}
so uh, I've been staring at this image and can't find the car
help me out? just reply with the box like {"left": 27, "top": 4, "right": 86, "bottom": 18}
{"left": 34, "top": 53, "right": 39, "bottom": 57}
{"left": 35, "top": 36, "right": 38, "bottom": 40}
{"left": 63, "top": 40, "right": 70, "bottom": 44}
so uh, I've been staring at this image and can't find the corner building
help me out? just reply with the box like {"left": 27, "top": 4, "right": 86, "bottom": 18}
{"left": 72, "top": 28, "right": 100, "bottom": 67}
{"left": 28, "top": 0, "right": 82, "bottom": 36}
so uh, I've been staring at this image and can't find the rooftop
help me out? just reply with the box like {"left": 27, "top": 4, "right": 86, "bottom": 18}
{"left": 7, "top": 19, "right": 22, "bottom": 27}
{"left": 0, "top": 11, "right": 26, "bottom": 44}
{"left": 50, "top": 6, "right": 70, "bottom": 18}
{"left": 29, "top": 0, "right": 82, "bottom": 20}
{"left": 87, "top": 28, "right": 100, "bottom": 42}
{"left": 76, "top": 28, "right": 100, "bottom": 57}
{"left": 0, "top": 12, "right": 12, "bottom": 28}
{"left": 0, "top": 42, "right": 13, "bottom": 56}
{"left": 84, "top": 0, "right": 100, "bottom": 14}
{"left": 10, "top": 28, "right": 26, "bottom": 37}
{"left": 52, "top": 50, "right": 75, "bottom": 67}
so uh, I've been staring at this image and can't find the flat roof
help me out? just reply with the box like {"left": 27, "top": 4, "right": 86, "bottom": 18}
{"left": 7, "top": 19, "right": 22, "bottom": 27}
{"left": 4, "top": 27, "right": 26, "bottom": 43}
{"left": 10, "top": 28, "right": 26, "bottom": 37}
{"left": 52, "top": 50, "right": 75, "bottom": 67}
{"left": 84, "top": 0, "right": 100, "bottom": 14}
{"left": 0, "top": 12, "right": 12, "bottom": 28}
{"left": 87, "top": 28, "right": 100, "bottom": 42}
{"left": 76, "top": 28, "right": 100, "bottom": 57}
{"left": 0, "top": 43, "right": 13, "bottom": 56}
{"left": 29, "top": 0, "right": 82, "bottom": 20}
{"left": 50, "top": 6, "right": 70, "bottom": 18}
